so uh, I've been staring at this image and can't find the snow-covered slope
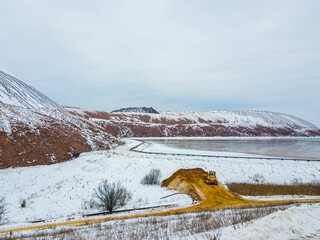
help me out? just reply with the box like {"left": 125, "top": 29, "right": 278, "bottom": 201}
{"left": 221, "top": 203, "right": 320, "bottom": 240}
{"left": 155, "top": 110, "right": 318, "bottom": 130}
{"left": 0, "top": 70, "right": 62, "bottom": 110}
{"left": 0, "top": 103, "right": 119, "bottom": 169}
{"left": 66, "top": 107, "right": 320, "bottom": 137}
{"left": 0, "top": 70, "right": 119, "bottom": 169}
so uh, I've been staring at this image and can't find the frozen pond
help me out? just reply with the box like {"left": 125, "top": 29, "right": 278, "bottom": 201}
{"left": 149, "top": 138, "right": 320, "bottom": 160}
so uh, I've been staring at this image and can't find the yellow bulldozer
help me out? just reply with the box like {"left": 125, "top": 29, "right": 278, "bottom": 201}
{"left": 204, "top": 171, "right": 218, "bottom": 185}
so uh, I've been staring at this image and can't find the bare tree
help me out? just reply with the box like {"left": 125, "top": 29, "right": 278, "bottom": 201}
{"left": 141, "top": 169, "right": 162, "bottom": 185}
{"left": 0, "top": 197, "right": 7, "bottom": 223}
{"left": 92, "top": 182, "right": 131, "bottom": 213}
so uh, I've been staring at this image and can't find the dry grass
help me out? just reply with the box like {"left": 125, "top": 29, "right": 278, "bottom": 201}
{"left": 1, "top": 204, "right": 293, "bottom": 240}
{"left": 227, "top": 182, "right": 320, "bottom": 196}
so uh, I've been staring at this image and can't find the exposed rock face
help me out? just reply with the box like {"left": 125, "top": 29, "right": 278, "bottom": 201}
{"left": 66, "top": 107, "right": 320, "bottom": 138}
{"left": 111, "top": 107, "right": 159, "bottom": 114}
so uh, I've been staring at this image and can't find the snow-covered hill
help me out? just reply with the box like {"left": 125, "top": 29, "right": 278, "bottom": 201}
{"left": 66, "top": 107, "right": 320, "bottom": 137}
{"left": 0, "top": 70, "right": 62, "bottom": 111}
{"left": 0, "top": 70, "right": 118, "bottom": 169}
{"left": 0, "top": 103, "right": 118, "bottom": 169}
{"left": 154, "top": 110, "right": 318, "bottom": 130}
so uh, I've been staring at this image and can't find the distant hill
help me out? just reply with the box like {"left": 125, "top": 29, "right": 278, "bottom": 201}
{"left": 111, "top": 107, "right": 159, "bottom": 114}
{"left": 66, "top": 107, "right": 320, "bottom": 138}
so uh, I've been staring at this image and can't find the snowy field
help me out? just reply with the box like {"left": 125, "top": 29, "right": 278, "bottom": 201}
{"left": 0, "top": 140, "right": 193, "bottom": 224}
{"left": 0, "top": 139, "right": 320, "bottom": 234}
{"left": 4, "top": 204, "right": 320, "bottom": 240}
{"left": 221, "top": 203, "right": 320, "bottom": 240}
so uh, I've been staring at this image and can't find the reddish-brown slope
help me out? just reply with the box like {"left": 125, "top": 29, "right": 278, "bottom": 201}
{"left": 0, "top": 104, "right": 118, "bottom": 169}
{"left": 65, "top": 107, "right": 320, "bottom": 138}
{"left": 0, "top": 126, "right": 90, "bottom": 169}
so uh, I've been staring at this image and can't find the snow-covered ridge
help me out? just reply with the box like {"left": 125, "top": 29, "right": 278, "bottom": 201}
{"left": 65, "top": 107, "right": 320, "bottom": 137}
{"left": 154, "top": 110, "right": 319, "bottom": 130}
{"left": 68, "top": 106, "right": 319, "bottom": 131}
{"left": 63, "top": 106, "right": 99, "bottom": 117}
{"left": 0, "top": 70, "right": 63, "bottom": 110}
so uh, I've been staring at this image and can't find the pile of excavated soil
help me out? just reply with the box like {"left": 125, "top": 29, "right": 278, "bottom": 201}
{"left": 161, "top": 168, "right": 207, "bottom": 201}
{"left": 161, "top": 168, "right": 252, "bottom": 211}
{"left": 161, "top": 168, "right": 320, "bottom": 214}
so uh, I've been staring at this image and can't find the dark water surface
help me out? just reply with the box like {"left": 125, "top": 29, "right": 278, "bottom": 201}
{"left": 149, "top": 138, "right": 320, "bottom": 160}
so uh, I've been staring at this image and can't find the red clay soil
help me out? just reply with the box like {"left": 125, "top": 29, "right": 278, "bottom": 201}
{"left": 0, "top": 105, "right": 118, "bottom": 169}
{"left": 0, "top": 124, "right": 109, "bottom": 169}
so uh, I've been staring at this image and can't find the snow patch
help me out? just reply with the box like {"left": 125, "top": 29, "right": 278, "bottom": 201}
{"left": 221, "top": 203, "right": 320, "bottom": 240}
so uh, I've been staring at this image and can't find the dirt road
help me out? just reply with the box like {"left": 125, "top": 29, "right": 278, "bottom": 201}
{"left": 1, "top": 168, "right": 319, "bottom": 236}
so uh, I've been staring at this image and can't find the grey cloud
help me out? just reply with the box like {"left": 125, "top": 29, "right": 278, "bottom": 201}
{"left": 0, "top": 0, "right": 319, "bottom": 125}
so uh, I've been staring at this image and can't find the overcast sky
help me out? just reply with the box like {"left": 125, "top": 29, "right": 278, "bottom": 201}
{"left": 0, "top": 0, "right": 319, "bottom": 126}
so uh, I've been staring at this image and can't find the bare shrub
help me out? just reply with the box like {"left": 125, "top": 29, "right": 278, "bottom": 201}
{"left": 0, "top": 197, "right": 7, "bottom": 223}
{"left": 141, "top": 169, "right": 162, "bottom": 185}
{"left": 82, "top": 198, "right": 95, "bottom": 210}
{"left": 291, "top": 177, "right": 302, "bottom": 184}
{"left": 92, "top": 181, "right": 132, "bottom": 212}
{"left": 252, "top": 174, "right": 266, "bottom": 184}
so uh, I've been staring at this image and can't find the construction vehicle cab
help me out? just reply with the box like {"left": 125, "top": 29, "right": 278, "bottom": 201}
{"left": 205, "top": 171, "right": 218, "bottom": 185}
